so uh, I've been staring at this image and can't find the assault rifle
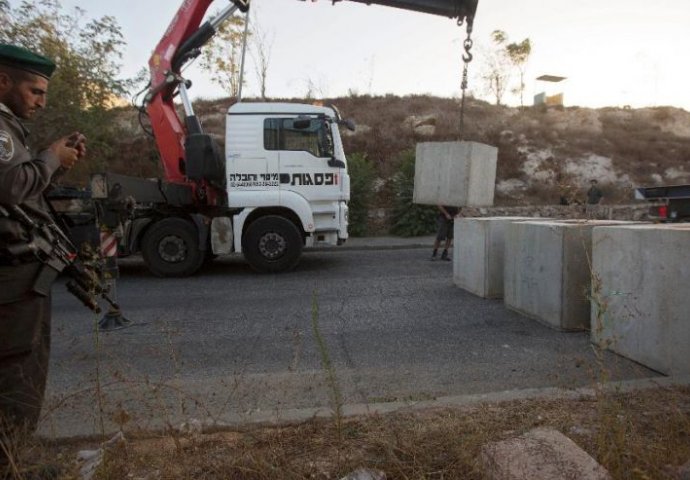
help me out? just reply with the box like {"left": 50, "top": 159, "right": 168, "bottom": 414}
{"left": 0, "top": 204, "right": 118, "bottom": 314}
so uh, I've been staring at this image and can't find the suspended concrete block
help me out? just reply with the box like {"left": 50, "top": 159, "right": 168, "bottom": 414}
{"left": 591, "top": 224, "right": 690, "bottom": 375}
{"left": 453, "top": 217, "right": 544, "bottom": 299}
{"left": 504, "top": 220, "right": 637, "bottom": 331}
{"left": 413, "top": 141, "right": 498, "bottom": 207}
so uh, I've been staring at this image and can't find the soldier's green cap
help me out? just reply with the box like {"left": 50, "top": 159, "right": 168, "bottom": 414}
{"left": 0, "top": 44, "right": 56, "bottom": 79}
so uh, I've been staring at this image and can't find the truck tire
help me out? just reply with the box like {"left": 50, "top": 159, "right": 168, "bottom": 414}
{"left": 242, "top": 215, "right": 303, "bottom": 273}
{"left": 141, "top": 217, "right": 205, "bottom": 277}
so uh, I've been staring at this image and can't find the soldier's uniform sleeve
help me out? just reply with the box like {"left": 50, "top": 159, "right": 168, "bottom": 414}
{"left": 0, "top": 115, "right": 60, "bottom": 206}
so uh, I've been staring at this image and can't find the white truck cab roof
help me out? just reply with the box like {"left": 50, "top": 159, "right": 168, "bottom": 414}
{"left": 228, "top": 102, "right": 336, "bottom": 117}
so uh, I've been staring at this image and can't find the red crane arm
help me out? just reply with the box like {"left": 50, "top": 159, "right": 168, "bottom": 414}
{"left": 146, "top": 0, "right": 216, "bottom": 185}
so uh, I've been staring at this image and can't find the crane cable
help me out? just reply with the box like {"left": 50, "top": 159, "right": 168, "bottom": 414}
{"left": 458, "top": 17, "right": 474, "bottom": 140}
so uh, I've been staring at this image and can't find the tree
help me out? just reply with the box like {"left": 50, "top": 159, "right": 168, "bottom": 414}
{"left": 0, "top": 0, "right": 130, "bottom": 182}
{"left": 506, "top": 37, "right": 532, "bottom": 107}
{"left": 480, "top": 30, "right": 512, "bottom": 106}
{"left": 200, "top": 14, "right": 249, "bottom": 99}
{"left": 390, "top": 151, "right": 437, "bottom": 237}
{"left": 480, "top": 30, "right": 532, "bottom": 107}
{"left": 347, "top": 153, "right": 376, "bottom": 236}
{"left": 250, "top": 10, "right": 274, "bottom": 100}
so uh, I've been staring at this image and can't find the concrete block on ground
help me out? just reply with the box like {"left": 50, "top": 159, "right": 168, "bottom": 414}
{"left": 481, "top": 427, "right": 611, "bottom": 480}
{"left": 591, "top": 224, "right": 690, "bottom": 375}
{"left": 504, "top": 220, "right": 636, "bottom": 331}
{"left": 454, "top": 217, "right": 542, "bottom": 298}
{"left": 413, "top": 141, "right": 497, "bottom": 207}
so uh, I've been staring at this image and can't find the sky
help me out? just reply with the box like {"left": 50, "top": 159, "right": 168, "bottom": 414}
{"left": 50, "top": 0, "right": 690, "bottom": 110}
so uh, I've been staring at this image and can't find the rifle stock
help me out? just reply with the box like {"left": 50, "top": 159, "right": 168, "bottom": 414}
{"left": 0, "top": 204, "right": 119, "bottom": 314}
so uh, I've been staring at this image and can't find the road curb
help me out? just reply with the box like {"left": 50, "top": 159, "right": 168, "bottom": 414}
{"left": 207, "top": 374, "right": 690, "bottom": 431}
{"left": 309, "top": 243, "right": 433, "bottom": 253}
{"left": 39, "top": 375, "right": 689, "bottom": 441}
{"left": 310, "top": 236, "right": 436, "bottom": 252}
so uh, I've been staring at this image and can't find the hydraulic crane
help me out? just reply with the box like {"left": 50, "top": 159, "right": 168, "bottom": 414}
{"left": 93, "top": 0, "right": 479, "bottom": 276}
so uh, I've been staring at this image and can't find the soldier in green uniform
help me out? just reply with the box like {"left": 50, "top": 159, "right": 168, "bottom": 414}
{"left": 0, "top": 44, "right": 86, "bottom": 479}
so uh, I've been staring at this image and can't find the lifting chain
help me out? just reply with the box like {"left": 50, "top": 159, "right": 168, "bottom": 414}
{"left": 458, "top": 17, "right": 474, "bottom": 140}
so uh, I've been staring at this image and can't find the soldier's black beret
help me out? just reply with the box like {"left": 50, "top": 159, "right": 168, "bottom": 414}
{"left": 0, "top": 44, "right": 56, "bottom": 79}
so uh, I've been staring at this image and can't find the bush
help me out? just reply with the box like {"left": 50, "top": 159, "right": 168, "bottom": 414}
{"left": 390, "top": 150, "right": 437, "bottom": 237}
{"left": 347, "top": 153, "right": 377, "bottom": 237}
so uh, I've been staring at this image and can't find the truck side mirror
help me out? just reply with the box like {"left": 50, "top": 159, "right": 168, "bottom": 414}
{"left": 342, "top": 119, "right": 356, "bottom": 132}
{"left": 328, "top": 158, "right": 346, "bottom": 168}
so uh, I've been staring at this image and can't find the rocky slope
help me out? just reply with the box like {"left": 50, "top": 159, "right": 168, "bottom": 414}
{"left": 112, "top": 95, "right": 690, "bottom": 211}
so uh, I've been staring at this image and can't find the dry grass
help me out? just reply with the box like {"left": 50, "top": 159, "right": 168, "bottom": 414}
{"left": 2, "top": 385, "right": 687, "bottom": 479}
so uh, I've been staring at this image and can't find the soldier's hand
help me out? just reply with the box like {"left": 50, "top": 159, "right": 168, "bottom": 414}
{"left": 50, "top": 132, "right": 86, "bottom": 169}
{"left": 68, "top": 132, "right": 87, "bottom": 158}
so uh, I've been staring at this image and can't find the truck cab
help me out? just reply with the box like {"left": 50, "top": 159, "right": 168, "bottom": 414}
{"left": 224, "top": 102, "right": 350, "bottom": 272}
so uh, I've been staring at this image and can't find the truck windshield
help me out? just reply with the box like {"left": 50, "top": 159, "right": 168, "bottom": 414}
{"left": 264, "top": 118, "right": 334, "bottom": 158}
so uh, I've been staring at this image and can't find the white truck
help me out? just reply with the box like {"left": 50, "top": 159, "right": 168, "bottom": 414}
{"left": 91, "top": 101, "right": 352, "bottom": 276}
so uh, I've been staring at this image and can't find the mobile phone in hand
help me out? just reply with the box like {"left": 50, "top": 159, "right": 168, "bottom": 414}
{"left": 66, "top": 133, "right": 82, "bottom": 148}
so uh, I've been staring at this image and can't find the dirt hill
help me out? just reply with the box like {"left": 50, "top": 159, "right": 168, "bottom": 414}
{"left": 111, "top": 95, "right": 690, "bottom": 214}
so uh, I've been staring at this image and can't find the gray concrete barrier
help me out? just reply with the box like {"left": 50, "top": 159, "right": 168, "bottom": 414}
{"left": 591, "top": 224, "right": 690, "bottom": 375}
{"left": 454, "top": 217, "right": 541, "bottom": 298}
{"left": 504, "top": 220, "right": 636, "bottom": 331}
{"left": 413, "top": 141, "right": 497, "bottom": 207}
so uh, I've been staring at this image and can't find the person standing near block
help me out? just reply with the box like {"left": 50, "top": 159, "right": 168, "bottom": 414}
{"left": 586, "top": 179, "right": 603, "bottom": 205}
{"left": 431, "top": 205, "right": 459, "bottom": 261}
{"left": 585, "top": 179, "right": 604, "bottom": 219}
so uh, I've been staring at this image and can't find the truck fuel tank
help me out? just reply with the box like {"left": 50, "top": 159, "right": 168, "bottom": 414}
{"left": 342, "top": 0, "right": 478, "bottom": 21}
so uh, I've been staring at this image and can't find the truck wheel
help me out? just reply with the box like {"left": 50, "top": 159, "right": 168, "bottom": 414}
{"left": 142, "top": 218, "right": 205, "bottom": 277}
{"left": 242, "top": 215, "right": 303, "bottom": 273}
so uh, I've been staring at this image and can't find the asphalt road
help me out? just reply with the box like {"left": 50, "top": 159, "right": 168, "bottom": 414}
{"left": 42, "top": 248, "right": 657, "bottom": 438}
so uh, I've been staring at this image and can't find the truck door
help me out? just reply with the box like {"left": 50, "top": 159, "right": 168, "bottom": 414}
{"left": 226, "top": 113, "right": 273, "bottom": 202}
{"left": 265, "top": 117, "right": 342, "bottom": 203}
